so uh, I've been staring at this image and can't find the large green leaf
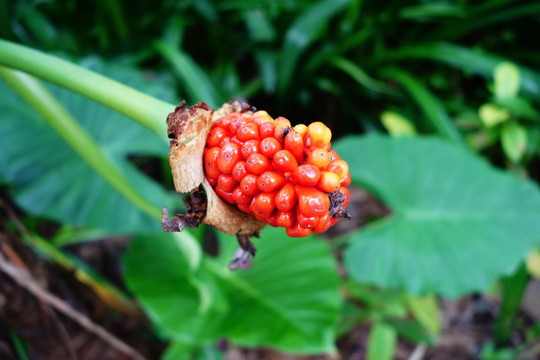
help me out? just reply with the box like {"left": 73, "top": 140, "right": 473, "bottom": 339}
{"left": 0, "top": 57, "right": 177, "bottom": 233}
{"left": 334, "top": 135, "right": 540, "bottom": 297}
{"left": 123, "top": 226, "right": 341, "bottom": 353}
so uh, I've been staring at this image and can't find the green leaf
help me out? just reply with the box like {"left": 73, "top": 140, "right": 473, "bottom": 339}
{"left": 162, "top": 342, "right": 224, "bottom": 360}
{"left": 123, "top": 232, "right": 227, "bottom": 344}
{"left": 404, "top": 295, "right": 441, "bottom": 334}
{"left": 0, "top": 57, "right": 177, "bottom": 233}
{"left": 278, "top": 0, "right": 350, "bottom": 92}
{"left": 501, "top": 122, "right": 527, "bottom": 163}
{"left": 367, "top": 322, "right": 396, "bottom": 360}
{"left": 380, "top": 111, "right": 417, "bottom": 137}
{"left": 123, "top": 227, "right": 341, "bottom": 353}
{"left": 494, "top": 62, "right": 520, "bottom": 100}
{"left": 479, "top": 103, "right": 510, "bottom": 127}
{"left": 334, "top": 135, "right": 540, "bottom": 297}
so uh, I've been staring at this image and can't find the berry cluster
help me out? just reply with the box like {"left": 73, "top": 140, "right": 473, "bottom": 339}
{"left": 203, "top": 110, "right": 350, "bottom": 237}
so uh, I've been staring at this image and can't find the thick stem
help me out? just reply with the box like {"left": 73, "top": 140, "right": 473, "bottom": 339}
{"left": 0, "top": 39, "right": 173, "bottom": 141}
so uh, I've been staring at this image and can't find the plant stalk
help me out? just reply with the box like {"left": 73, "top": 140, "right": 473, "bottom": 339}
{"left": 0, "top": 39, "right": 173, "bottom": 142}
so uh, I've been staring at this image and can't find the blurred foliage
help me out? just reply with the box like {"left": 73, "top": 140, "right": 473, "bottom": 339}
{"left": 1, "top": 0, "right": 540, "bottom": 358}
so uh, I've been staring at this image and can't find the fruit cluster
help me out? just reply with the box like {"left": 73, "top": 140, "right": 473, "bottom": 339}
{"left": 203, "top": 110, "right": 350, "bottom": 237}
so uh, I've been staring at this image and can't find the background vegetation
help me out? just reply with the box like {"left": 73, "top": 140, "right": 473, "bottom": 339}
{"left": 1, "top": 0, "right": 540, "bottom": 359}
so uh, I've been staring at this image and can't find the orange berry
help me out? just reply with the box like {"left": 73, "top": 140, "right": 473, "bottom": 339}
{"left": 293, "top": 124, "right": 307, "bottom": 137}
{"left": 327, "top": 159, "right": 349, "bottom": 180}
{"left": 306, "top": 122, "right": 332, "bottom": 149}
{"left": 306, "top": 149, "right": 330, "bottom": 169}
{"left": 252, "top": 110, "right": 274, "bottom": 125}
{"left": 317, "top": 171, "right": 341, "bottom": 193}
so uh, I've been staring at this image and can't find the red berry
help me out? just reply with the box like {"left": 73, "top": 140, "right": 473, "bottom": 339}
{"left": 246, "top": 153, "right": 272, "bottom": 175}
{"left": 217, "top": 174, "right": 238, "bottom": 192}
{"left": 204, "top": 147, "right": 221, "bottom": 179}
{"left": 292, "top": 164, "right": 321, "bottom": 186}
{"left": 219, "top": 136, "right": 231, "bottom": 146}
{"left": 240, "top": 174, "right": 260, "bottom": 196}
{"left": 284, "top": 131, "right": 304, "bottom": 163}
{"left": 295, "top": 186, "right": 330, "bottom": 217}
{"left": 241, "top": 140, "right": 260, "bottom": 159}
{"left": 233, "top": 186, "right": 252, "bottom": 205}
{"left": 228, "top": 112, "right": 246, "bottom": 134}
{"left": 237, "top": 203, "right": 253, "bottom": 215}
{"left": 251, "top": 192, "right": 276, "bottom": 220}
{"left": 275, "top": 210, "right": 295, "bottom": 228}
{"left": 275, "top": 183, "right": 297, "bottom": 211}
{"left": 260, "top": 137, "right": 282, "bottom": 158}
{"left": 266, "top": 210, "right": 278, "bottom": 227}
{"left": 257, "top": 171, "right": 287, "bottom": 192}
{"left": 217, "top": 143, "right": 241, "bottom": 174}
{"left": 237, "top": 123, "right": 260, "bottom": 142}
{"left": 313, "top": 212, "right": 331, "bottom": 234}
{"left": 232, "top": 160, "right": 248, "bottom": 182}
{"left": 286, "top": 222, "right": 312, "bottom": 237}
{"left": 215, "top": 187, "right": 235, "bottom": 204}
{"left": 259, "top": 121, "right": 276, "bottom": 139}
{"left": 207, "top": 127, "right": 229, "bottom": 147}
{"left": 296, "top": 208, "right": 319, "bottom": 229}
{"left": 272, "top": 150, "right": 298, "bottom": 172}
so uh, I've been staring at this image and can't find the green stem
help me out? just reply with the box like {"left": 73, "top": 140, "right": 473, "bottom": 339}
{"left": 0, "top": 67, "right": 162, "bottom": 220}
{"left": 0, "top": 39, "right": 173, "bottom": 141}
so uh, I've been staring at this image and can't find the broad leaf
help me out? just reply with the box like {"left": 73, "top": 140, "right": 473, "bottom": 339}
{"left": 335, "top": 135, "right": 540, "bottom": 297}
{"left": 0, "top": 57, "right": 177, "bottom": 233}
{"left": 123, "top": 227, "right": 341, "bottom": 353}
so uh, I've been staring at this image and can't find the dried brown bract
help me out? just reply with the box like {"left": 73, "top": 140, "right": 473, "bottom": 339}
{"left": 163, "top": 100, "right": 266, "bottom": 239}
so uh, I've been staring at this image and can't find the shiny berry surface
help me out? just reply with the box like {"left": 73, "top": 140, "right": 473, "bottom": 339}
{"left": 204, "top": 110, "right": 350, "bottom": 237}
